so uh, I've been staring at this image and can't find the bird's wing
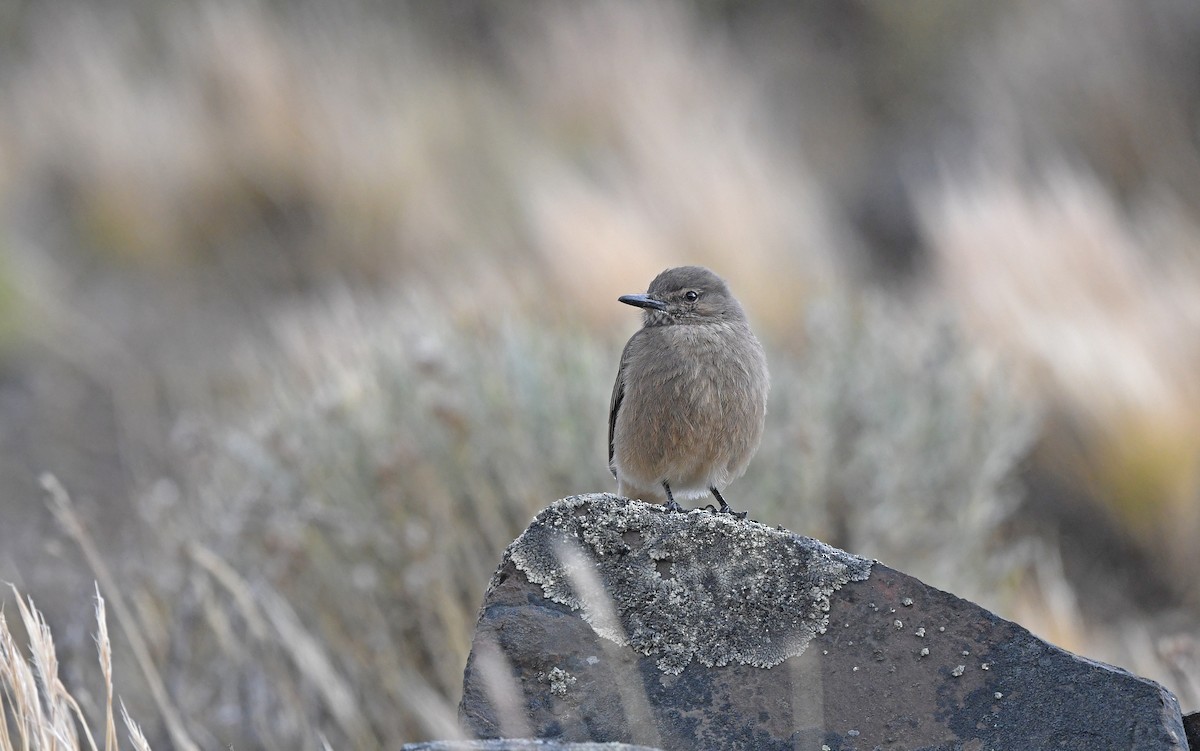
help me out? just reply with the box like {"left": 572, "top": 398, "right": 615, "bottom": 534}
{"left": 608, "top": 334, "right": 638, "bottom": 476}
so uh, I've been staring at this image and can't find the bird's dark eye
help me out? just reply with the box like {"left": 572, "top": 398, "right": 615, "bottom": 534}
{"left": 684, "top": 290, "right": 699, "bottom": 302}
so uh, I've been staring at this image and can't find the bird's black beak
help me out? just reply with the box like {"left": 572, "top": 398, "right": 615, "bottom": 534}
{"left": 619, "top": 294, "right": 668, "bottom": 312}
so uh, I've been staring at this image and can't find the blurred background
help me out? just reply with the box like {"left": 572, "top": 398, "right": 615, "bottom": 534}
{"left": 1, "top": 0, "right": 1199, "bottom": 747}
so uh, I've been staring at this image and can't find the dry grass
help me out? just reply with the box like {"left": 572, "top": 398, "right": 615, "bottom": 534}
{"left": 41, "top": 475, "right": 198, "bottom": 751}
{"left": 1, "top": 583, "right": 152, "bottom": 751}
{"left": 921, "top": 164, "right": 1200, "bottom": 602}
{"left": 920, "top": 0, "right": 1200, "bottom": 612}
{"left": 0, "top": 1, "right": 839, "bottom": 328}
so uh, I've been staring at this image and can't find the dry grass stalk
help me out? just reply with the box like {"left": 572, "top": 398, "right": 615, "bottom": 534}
{"left": 96, "top": 585, "right": 116, "bottom": 751}
{"left": 118, "top": 703, "right": 151, "bottom": 751}
{"left": 40, "top": 475, "right": 195, "bottom": 751}
{"left": 1, "top": 584, "right": 150, "bottom": 751}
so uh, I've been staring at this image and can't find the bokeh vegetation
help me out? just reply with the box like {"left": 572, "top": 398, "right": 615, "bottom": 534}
{"left": 1, "top": 1, "right": 1198, "bottom": 747}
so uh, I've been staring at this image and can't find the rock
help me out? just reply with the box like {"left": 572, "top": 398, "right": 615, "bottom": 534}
{"left": 459, "top": 494, "right": 1187, "bottom": 751}
{"left": 1184, "top": 711, "right": 1199, "bottom": 749}
{"left": 401, "top": 742, "right": 662, "bottom": 750}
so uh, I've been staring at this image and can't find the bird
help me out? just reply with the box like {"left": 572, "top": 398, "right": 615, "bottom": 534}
{"left": 608, "top": 266, "right": 769, "bottom": 517}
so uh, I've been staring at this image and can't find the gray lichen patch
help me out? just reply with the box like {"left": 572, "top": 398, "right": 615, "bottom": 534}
{"left": 502, "top": 493, "right": 873, "bottom": 674}
{"left": 543, "top": 667, "right": 576, "bottom": 696}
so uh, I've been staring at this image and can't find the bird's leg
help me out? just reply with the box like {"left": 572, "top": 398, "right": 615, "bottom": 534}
{"left": 710, "top": 487, "right": 747, "bottom": 519}
{"left": 662, "top": 480, "right": 684, "bottom": 513}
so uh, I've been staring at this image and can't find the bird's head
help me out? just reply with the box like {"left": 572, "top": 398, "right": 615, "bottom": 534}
{"left": 618, "top": 266, "right": 745, "bottom": 326}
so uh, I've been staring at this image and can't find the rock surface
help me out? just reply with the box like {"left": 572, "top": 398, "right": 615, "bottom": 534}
{"left": 459, "top": 494, "right": 1188, "bottom": 750}
{"left": 401, "top": 742, "right": 663, "bottom": 750}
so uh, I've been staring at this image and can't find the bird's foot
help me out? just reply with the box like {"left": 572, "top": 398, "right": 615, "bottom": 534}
{"left": 718, "top": 504, "right": 749, "bottom": 520}
{"left": 710, "top": 487, "right": 748, "bottom": 519}
{"left": 665, "top": 500, "right": 686, "bottom": 513}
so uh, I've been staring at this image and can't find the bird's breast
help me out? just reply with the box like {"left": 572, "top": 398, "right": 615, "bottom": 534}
{"left": 633, "top": 322, "right": 767, "bottom": 406}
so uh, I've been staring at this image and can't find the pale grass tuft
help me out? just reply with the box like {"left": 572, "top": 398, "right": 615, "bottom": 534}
{"left": 1, "top": 583, "right": 149, "bottom": 751}
{"left": 508, "top": 1, "right": 846, "bottom": 327}
{"left": 14, "top": 586, "right": 93, "bottom": 751}
{"left": 39, "top": 475, "right": 197, "bottom": 751}
{"left": 187, "top": 538, "right": 469, "bottom": 745}
{"left": 921, "top": 165, "right": 1200, "bottom": 597}
{"left": 1, "top": 602, "right": 45, "bottom": 749}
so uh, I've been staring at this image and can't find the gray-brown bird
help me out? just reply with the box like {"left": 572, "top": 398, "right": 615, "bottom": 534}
{"left": 609, "top": 266, "right": 769, "bottom": 516}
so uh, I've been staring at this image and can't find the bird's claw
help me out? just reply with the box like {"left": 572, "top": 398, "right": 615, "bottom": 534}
{"left": 718, "top": 504, "right": 748, "bottom": 519}
{"left": 665, "top": 500, "right": 685, "bottom": 513}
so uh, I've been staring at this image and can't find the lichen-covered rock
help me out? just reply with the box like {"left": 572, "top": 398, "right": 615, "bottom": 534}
{"left": 401, "top": 742, "right": 663, "bottom": 750}
{"left": 505, "top": 494, "right": 871, "bottom": 674}
{"left": 459, "top": 494, "right": 1187, "bottom": 750}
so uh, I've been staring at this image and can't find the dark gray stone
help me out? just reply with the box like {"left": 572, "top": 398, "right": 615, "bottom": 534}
{"left": 1184, "top": 711, "right": 1199, "bottom": 749}
{"left": 459, "top": 494, "right": 1187, "bottom": 750}
{"left": 401, "top": 742, "right": 662, "bottom": 750}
